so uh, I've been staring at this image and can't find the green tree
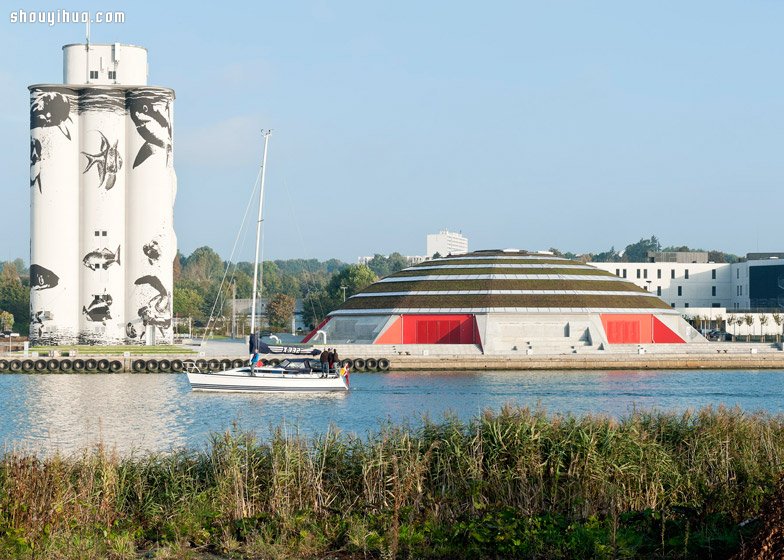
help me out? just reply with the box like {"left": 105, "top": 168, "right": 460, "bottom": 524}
{"left": 744, "top": 314, "right": 754, "bottom": 342}
{"left": 590, "top": 247, "right": 620, "bottom": 263}
{"left": 623, "top": 236, "right": 661, "bottom": 263}
{"left": 173, "top": 287, "right": 205, "bottom": 319}
{"left": 266, "top": 293, "right": 296, "bottom": 330}
{"left": 327, "top": 264, "right": 378, "bottom": 302}
{"left": 182, "top": 246, "right": 224, "bottom": 284}
{"left": 772, "top": 312, "right": 782, "bottom": 343}
{"left": 0, "top": 310, "right": 14, "bottom": 331}
{"left": 759, "top": 314, "right": 769, "bottom": 343}
{"left": 0, "top": 277, "right": 29, "bottom": 335}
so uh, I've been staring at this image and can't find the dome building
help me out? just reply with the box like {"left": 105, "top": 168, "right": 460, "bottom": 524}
{"left": 304, "top": 250, "right": 704, "bottom": 354}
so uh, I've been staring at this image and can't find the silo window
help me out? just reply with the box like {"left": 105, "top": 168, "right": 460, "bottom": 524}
{"left": 108, "top": 71, "right": 116, "bottom": 79}
{"left": 677, "top": 286, "right": 682, "bottom": 296}
{"left": 89, "top": 70, "right": 98, "bottom": 79}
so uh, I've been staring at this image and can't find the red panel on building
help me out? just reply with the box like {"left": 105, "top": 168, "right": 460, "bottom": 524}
{"left": 400, "top": 314, "right": 478, "bottom": 344}
{"left": 601, "top": 314, "right": 684, "bottom": 344}
{"left": 375, "top": 316, "right": 403, "bottom": 344}
{"left": 652, "top": 316, "right": 685, "bottom": 343}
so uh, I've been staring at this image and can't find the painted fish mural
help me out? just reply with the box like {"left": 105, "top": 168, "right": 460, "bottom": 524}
{"left": 126, "top": 322, "right": 138, "bottom": 339}
{"left": 30, "top": 90, "right": 73, "bottom": 140}
{"left": 143, "top": 240, "right": 161, "bottom": 264}
{"left": 82, "top": 293, "right": 113, "bottom": 323}
{"left": 30, "top": 138, "right": 42, "bottom": 193}
{"left": 134, "top": 275, "right": 172, "bottom": 334}
{"left": 83, "top": 246, "right": 121, "bottom": 270}
{"left": 29, "top": 264, "right": 59, "bottom": 290}
{"left": 128, "top": 95, "right": 172, "bottom": 168}
{"left": 82, "top": 131, "right": 123, "bottom": 190}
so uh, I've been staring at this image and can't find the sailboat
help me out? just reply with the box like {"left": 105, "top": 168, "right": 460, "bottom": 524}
{"left": 186, "top": 131, "right": 349, "bottom": 393}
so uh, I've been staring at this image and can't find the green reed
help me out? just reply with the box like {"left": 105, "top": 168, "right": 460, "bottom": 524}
{"left": 0, "top": 405, "right": 781, "bottom": 559}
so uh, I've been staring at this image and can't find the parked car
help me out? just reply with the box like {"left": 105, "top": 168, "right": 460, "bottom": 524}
{"left": 706, "top": 330, "right": 731, "bottom": 341}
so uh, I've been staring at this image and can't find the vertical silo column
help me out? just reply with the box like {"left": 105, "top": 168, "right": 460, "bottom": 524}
{"left": 125, "top": 87, "right": 176, "bottom": 344}
{"left": 77, "top": 88, "right": 127, "bottom": 343}
{"left": 29, "top": 86, "right": 80, "bottom": 344}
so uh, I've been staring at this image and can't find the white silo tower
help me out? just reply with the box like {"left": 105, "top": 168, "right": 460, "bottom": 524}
{"left": 29, "top": 43, "right": 176, "bottom": 345}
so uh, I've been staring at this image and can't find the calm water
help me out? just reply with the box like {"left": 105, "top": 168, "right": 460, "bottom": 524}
{"left": 1, "top": 370, "right": 782, "bottom": 455}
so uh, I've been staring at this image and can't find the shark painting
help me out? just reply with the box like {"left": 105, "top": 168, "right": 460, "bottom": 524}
{"left": 30, "top": 90, "right": 73, "bottom": 140}
{"left": 30, "top": 138, "right": 42, "bottom": 193}
{"left": 83, "top": 246, "right": 121, "bottom": 270}
{"left": 29, "top": 264, "right": 59, "bottom": 290}
{"left": 82, "top": 131, "right": 123, "bottom": 190}
{"left": 128, "top": 95, "right": 172, "bottom": 168}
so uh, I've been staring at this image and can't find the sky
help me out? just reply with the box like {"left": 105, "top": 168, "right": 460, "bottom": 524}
{"left": 1, "top": 1, "right": 782, "bottom": 264}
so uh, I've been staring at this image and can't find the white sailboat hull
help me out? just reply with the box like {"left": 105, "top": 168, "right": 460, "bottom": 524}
{"left": 187, "top": 367, "right": 349, "bottom": 393}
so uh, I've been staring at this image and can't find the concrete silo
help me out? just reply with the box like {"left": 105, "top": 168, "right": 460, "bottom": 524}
{"left": 29, "top": 43, "right": 176, "bottom": 345}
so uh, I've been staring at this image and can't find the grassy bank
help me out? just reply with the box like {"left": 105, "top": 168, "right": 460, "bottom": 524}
{"left": 1, "top": 406, "right": 782, "bottom": 559}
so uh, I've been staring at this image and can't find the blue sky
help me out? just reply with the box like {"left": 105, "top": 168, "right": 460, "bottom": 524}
{"left": 2, "top": 1, "right": 782, "bottom": 263}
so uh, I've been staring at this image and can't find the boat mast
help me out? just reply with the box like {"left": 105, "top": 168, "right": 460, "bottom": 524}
{"left": 250, "top": 130, "right": 271, "bottom": 338}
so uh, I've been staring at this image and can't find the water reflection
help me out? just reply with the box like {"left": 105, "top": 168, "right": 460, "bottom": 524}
{"left": 0, "top": 370, "right": 782, "bottom": 456}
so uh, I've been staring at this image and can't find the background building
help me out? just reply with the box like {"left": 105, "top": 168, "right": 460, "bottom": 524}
{"left": 426, "top": 229, "right": 468, "bottom": 257}
{"left": 29, "top": 43, "right": 176, "bottom": 345}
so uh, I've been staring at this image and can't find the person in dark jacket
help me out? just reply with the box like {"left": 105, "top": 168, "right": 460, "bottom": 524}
{"left": 332, "top": 349, "right": 340, "bottom": 370}
{"left": 327, "top": 349, "right": 335, "bottom": 374}
{"left": 319, "top": 349, "right": 329, "bottom": 377}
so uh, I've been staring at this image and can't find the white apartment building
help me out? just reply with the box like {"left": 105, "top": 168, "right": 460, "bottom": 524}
{"left": 426, "top": 229, "right": 468, "bottom": 257}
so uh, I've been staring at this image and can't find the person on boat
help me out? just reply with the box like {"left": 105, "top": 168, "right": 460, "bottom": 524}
{"left": 327, "top": 349, "right": 335, "bottom": 375}
{"left": 319, "top": 348, "right": 329, "bottom": 378}
{"left": 332, "top": 349, "right": 340, "bottom": 372}
{"left": 248, "top": 333, "right": 258, "bottom": 364}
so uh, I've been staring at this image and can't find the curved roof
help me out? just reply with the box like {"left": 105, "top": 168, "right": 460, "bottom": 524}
{"left": 331, "top": 250, "right": 675, "bottom": 315}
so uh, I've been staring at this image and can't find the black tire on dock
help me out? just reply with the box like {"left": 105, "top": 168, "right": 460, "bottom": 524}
{"left": 268, "top": 358, "right": 280, "bottom": 367}
{"left": 0, "top": 360, "right": 7, "bottom": 372}
{"left": 365, "top": 358, "right": 378, "bottom": 371}
{"left": 34, "top": 359, "right": 47, "bottom": 372}
{"left": 9, "top": 360, "right": 22, "bottom": 372}
{"left": 21, "top": 360, "right": 34, "bottom": 372}
{"left": 196, "top": 359, "right": 207, "bottom": 370}
{"left": 110, "top": 360, "right": 123, "bottom": 373}
{"left": 377, "top": 358, "right": 390, "bottom": 371}
{"left": 232, "top": 358, "right": 244, "bottom": 368}
{"left": 59, "top": 359, "right": 73, "bottom": 372}
{"left": 146, "top": 359, "right": 159, "bottom": 372}
{"left": 352, "top": 358, "right": 366, "bottom": 372}
{"left": 171, "top": 359, "right": 184, "bottom": 372}
{"left": 72, "top": 359, "right": 85, "bottom": 372}
{"left": 97, "top": 359, "right": 110, "bottom": 372}
{"left": 220, "top": 359, "right": 232, "bottom": 370}
{"left": 259, "top": 358, "right": 268, "bottom": 366}
{"left": 208, "top": 359, "right": 220, "bottom": 371}
{"left": 341, "top": 359, "right": 353, "bottom": 369}
{"left": 85, "top": 359, "right": 98, "bottom": 372}
{"left": 158, "top": 359, "right": 171, "bottom": 372}
{"left": 132, "top": 359, "right": 146, "bottom": 372}
{"left": 47, "top": 359, "right": 59, "bottom": 372}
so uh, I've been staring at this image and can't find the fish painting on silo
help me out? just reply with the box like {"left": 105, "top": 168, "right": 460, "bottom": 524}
{"left": 30, "top": 138, "right": 41, "bottom": 193}
{"left": 29, "top": 264, "right": 59, "bottom": 290}
{"left": 126, "top": 89, "right": 172, "bottom": 168}
{"left": 143, "top": 240, "right": 161, "bottom": 264}
{"left": 82, "top": 293, "right": 113, "bottom": 323}
{"left": 82, "top": 246, "right": 121, "bottom": 270}
{"left": 134, "top": 275, "right": 172, "bottom": 334}
{"left": 81, "top": 131, "right": 123, "bottom": 190}
{"left": 30, "top": 89, "right": 74, "bottom": 139}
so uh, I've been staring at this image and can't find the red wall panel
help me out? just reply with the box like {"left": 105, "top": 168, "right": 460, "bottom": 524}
{"left": 601, "top": 314, "right": 684, "bottom": 344}
{"left": 400, "top": 314, "right": 477, "bottom": 344}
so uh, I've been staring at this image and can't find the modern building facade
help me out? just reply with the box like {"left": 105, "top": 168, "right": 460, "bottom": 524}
{"left": 591, "top": 255, "right": 784, "bottom": 311}
{"left": 305, "top": 250, "right": 702, "bottom": 353}
{"left": 29, "top": 43, "right": 176, "bottom": 345}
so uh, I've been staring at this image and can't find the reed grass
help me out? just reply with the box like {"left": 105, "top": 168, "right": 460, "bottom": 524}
{"left": 0, "top": 405, "right": 782, "bottom": 559}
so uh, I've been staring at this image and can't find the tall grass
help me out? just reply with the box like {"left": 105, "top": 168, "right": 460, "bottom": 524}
{"left": 0, "top": 405, "right": 782, "bottom": 559}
